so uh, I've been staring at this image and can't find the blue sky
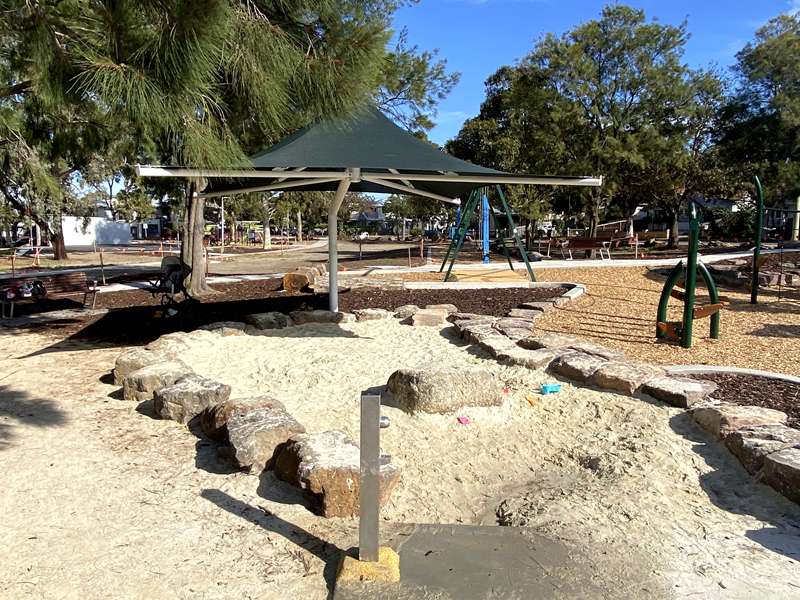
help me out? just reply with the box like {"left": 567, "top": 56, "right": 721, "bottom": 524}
{"left": 392, "top": 0, "right": 800, "bottom": 145}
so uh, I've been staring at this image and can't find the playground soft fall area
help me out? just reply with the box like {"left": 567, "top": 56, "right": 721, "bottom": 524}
{"left": 4, "top": 2, "right": 800, "bottom": 600}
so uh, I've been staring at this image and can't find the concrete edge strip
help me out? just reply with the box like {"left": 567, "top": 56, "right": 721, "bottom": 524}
{"left": 667, "top": 365, "right": 800, "bottom": 385}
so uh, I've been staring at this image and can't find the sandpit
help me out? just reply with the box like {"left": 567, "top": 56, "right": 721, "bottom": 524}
{"left": 1, "top": 319, "right": 799, "bottom": 599}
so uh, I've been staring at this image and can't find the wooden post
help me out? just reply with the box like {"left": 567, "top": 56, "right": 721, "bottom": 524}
{"left": 408, "top": 247, "right": 411, "bottom": 267}
{"left": 205, "top": 247, "right": 210, "bottom": 277}
{"left": 419, "top": 237, "right": 424, "bottom": 259}
{"left": 359, "top": 240, "right": 363, "bottom": 261}
{"left": 11, "top": 254, "right": 15, "bottom": 278}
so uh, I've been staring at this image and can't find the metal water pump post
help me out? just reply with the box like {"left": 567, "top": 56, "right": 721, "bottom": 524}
{"left": 359, "top": 392, "right": 390, "bottom": 562}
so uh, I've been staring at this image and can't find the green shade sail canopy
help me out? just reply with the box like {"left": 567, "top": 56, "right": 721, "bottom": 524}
{"left": 136, "top": 106, "right": 602, "bottom": 313}
{"left": 137, "top": 106, "right": 602, "bottom": 204}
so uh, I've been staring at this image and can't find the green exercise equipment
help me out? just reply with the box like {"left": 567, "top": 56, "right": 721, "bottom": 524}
{"left": 656, "top": 202, "right": 723, "bottom": 349}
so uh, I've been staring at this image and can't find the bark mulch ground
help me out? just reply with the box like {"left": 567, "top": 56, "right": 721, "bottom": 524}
{"left": 338, "top": 286, "right": 566, "bottom": 317}
{"left": 693, "top": 372, "right": 800, "bottom": 428}
{"left": 13, "top": 278, "right": 565, "bottom": 347}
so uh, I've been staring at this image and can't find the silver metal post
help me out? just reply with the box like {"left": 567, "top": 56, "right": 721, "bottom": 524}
{"left": 359, "top": 392, "right": 382, "bottom": 562}
{"left": 327, "top": 174, "right": 351, "bottom": 312}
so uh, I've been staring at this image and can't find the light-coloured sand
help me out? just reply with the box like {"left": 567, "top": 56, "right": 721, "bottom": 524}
{"left": 1, "top": 320, "right": 799, "bottom": 599}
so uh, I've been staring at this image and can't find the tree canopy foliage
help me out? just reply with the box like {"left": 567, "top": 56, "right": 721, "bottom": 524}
{"left": 448, "top": 5, "right": 800, "bottom": 242}
{"left": 0, "top": 0, "right": 458, "bottom": 263}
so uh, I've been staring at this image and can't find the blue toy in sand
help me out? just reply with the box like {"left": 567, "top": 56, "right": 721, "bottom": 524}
{"left": 540, "top": 383, "right": 561, "bottom": 395}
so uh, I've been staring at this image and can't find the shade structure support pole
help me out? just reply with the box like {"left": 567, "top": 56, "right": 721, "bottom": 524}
{"left": 495, "top": 185, "right": 535, "bottom": 282}
{"left": 328, "top": 173, "right": 353, "bottom": 312}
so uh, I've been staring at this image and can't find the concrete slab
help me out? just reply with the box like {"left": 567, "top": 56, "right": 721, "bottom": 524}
{"left": 334, "top": 524, "right": 635, "bottom": 599}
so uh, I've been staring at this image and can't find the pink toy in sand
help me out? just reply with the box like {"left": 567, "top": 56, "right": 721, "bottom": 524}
{"left": 457, "top": 416, "right": 470, "bottom": 425}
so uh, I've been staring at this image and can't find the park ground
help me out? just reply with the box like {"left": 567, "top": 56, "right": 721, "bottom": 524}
{"left": 1, "top": 241, "right": 799, "bottom": 599}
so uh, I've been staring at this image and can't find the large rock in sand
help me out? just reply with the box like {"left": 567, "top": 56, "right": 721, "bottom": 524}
{"left": 274, "top": 430, "right": 401, "bottom": 518}
{"left": 200, "top": 396, "right": 283, "bottom": 442}
{"left": 691, "top": 403, "right": 788, "bottom": 439}
{"left": 425, "top": 303, "right": 458, "bottom": 315}
{"left": 550, "top": 352, "right": 607, "bottom": 383}
{"left": 761, "top": 447, "right": 800, "bottom": 504}
{"left": 290, "top": 309, "right": 354, "bottom": 325}
{"left": 519, "top": 334, "right": 623, "bottom": 360}
{"left": 245, "top": 312, "right": 293, "bottom": 330}
{"left": 353, "top": 308, "right": 393, "bottom": 321}
{"left": 282, "top": 272, "right": 312, "bottom": 293}
{"left": 206, "top": 398, "right": 305, "bottom": 473}
{"left": 495, "top": 346, "right": 563, "bottom": 370}
{"left": 411, "top": 308, "right": 448, "bottom": 326}
{"left": 641, "top": 376, "right": 717, "bottom": 408}
{"left": 153, "top": 374, "right": 231, "bottom": 424}
{"left": 387, "top": 368, "right": 501, "bottom": 413}
{"left": 394, "top": 304, "right": 420, "bottom": 319}
{"left": 590, "top": 361, "right": 665, "bottom": 395}
{"left": 122, "top": 360, "right": 193, "bottom": 402}
{"left": 197, "top": 321, "right": 248, "bottom": 337}
{"left": 725, "top": 424, "right": 800, "bottom": 475}
{"left": 146, "top": 331, "right": 194, "bottom": 356}
{"left": 113, "top": 348, "right": 167, "bottom": 385}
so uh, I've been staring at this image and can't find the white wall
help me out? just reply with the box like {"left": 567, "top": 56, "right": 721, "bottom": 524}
{"left": 62, "top": 216, "right": 132, "bottom": 247}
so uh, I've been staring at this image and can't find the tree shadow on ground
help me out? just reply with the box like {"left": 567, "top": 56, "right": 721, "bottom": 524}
{"left": 0, "top": 384, "right": 68, "bottom": 451}
{"left": 669, "top": 412, "right": 800, "bottom": 562}
{"left": 200, "top": 488, "right": 342, "bottom": 599}
{"left": 748, "top": 323, "right": 800, "bottom": 338}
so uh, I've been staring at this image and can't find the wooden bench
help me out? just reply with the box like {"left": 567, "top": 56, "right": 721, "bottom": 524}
{"left": 562, "top": 237, "right": 614, "bottom": 260}
{"left": 0, "top": 272, "right": 98, "bottom": 318}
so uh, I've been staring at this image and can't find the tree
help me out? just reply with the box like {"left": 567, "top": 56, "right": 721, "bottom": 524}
{"left": 718, "top": 14, "right": 800, "bottom": 207}
{"left": 0, "top": 0, "right": 394, "bottom": 283}
{"left": 377, "top": 28, "right": 460, "bottom": 134}
{"left": 449, "top": 5, "right": 710, "bottom": 239}
{"left": 621, "top": 70, "right": 732, "bottom": 246}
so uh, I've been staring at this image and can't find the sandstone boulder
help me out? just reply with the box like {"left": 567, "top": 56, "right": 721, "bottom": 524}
{"left": 274, "top": 430, "right": 401, "bottom": 518}
{"left": 113, "top": 348, "right": 167, "bottom": 385}
{"left": 691, "top": 403, "right": 788, "bottom": 439}
{"left": 226, "top": 400, "right": 306, "bottom": 472}
{"left": 494, "top": 317, "right": 535, "bottom": 340}
{"left": 146, "top": 332, "right": 193, "bottom": 356}
{"left": 393, "top": 304, "right": 420, "bottom": 319}
{"left": 591, "top": 361, "right": 665, "bottom": 395}
{"left": 387, "top": 368, "right": 501, "bottom": 414}
{"left": 496, "top": 347, "right": 562, "bottom": 370}
{"left": 122, "top": 360, "right": 193, "bottom": 402}
{"left": 411, "top": 308, "right": 448, "bottom": 327}
{"left": 641, "top": 376, "right": 717, "bottom": 409}
{"left": 290, "top": 309, "right": 352, "bottom": 325}
{"left": 518, "top": 332, "right": 583, "bottom": 351}
{"left": 200, "top": 396, "right": 284, "bottom": 442}
{"left": 761, "top": 447, "right": 800, "bottom": 504}
{"left": 550, "top": 352, "right": 607, "bottom": 383}
{"left": 507, "top": 308, "right": 543, "bottom": 321}
{"left": 282, "top": 272, "right": 312, "bottom": 293}
{"left": 477, "top": 334, "right": 518, "bottom": 358}
{"left": 245, "top": 312, "right": 293, "bottom": 330}
{"left": 353, "top": 308, "right": 393, "bottom": 321}
{"left": 725, "top": 424, "right": 800, "bottom": 475}
{"left": 153, "top": 375, "right": 232, "bottom": 424}
{"left": 425, "top": 303, "right": 458, "bottom": 315}
{"left": 198, "top": 321, "right": 248, "bottom": 337}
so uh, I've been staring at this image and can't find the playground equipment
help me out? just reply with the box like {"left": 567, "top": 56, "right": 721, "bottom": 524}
{"left": 439, "top": 186, "right": 535, "bottom": 281}
{"left": 656, "top": 202, "right": 723, "bottom": 349}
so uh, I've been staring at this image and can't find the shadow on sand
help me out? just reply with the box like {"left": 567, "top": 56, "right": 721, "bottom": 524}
{"left": 669, "top": 412, "right": 800, "bottom": 562}
{"left": 200, "top": 488, "right": 342, "bottom": 598}
{"left": 0, "top": 384, "right": 68, "bottom": 451}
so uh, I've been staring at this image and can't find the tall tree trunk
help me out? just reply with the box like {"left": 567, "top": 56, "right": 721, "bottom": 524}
{"left": 180, "top": 180, "right": 213, "bottom": 297}
{"left": 296, "top": 210, "right": 303, "bottom": 242}
{"left": 263, "top": 215, "right": 272, "bottom": 249}
{"left": 668, "top": 210, "right": 679, "bottom": 248}
{"left": 51, "top": 230, "right": 67, "bottom": 260}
